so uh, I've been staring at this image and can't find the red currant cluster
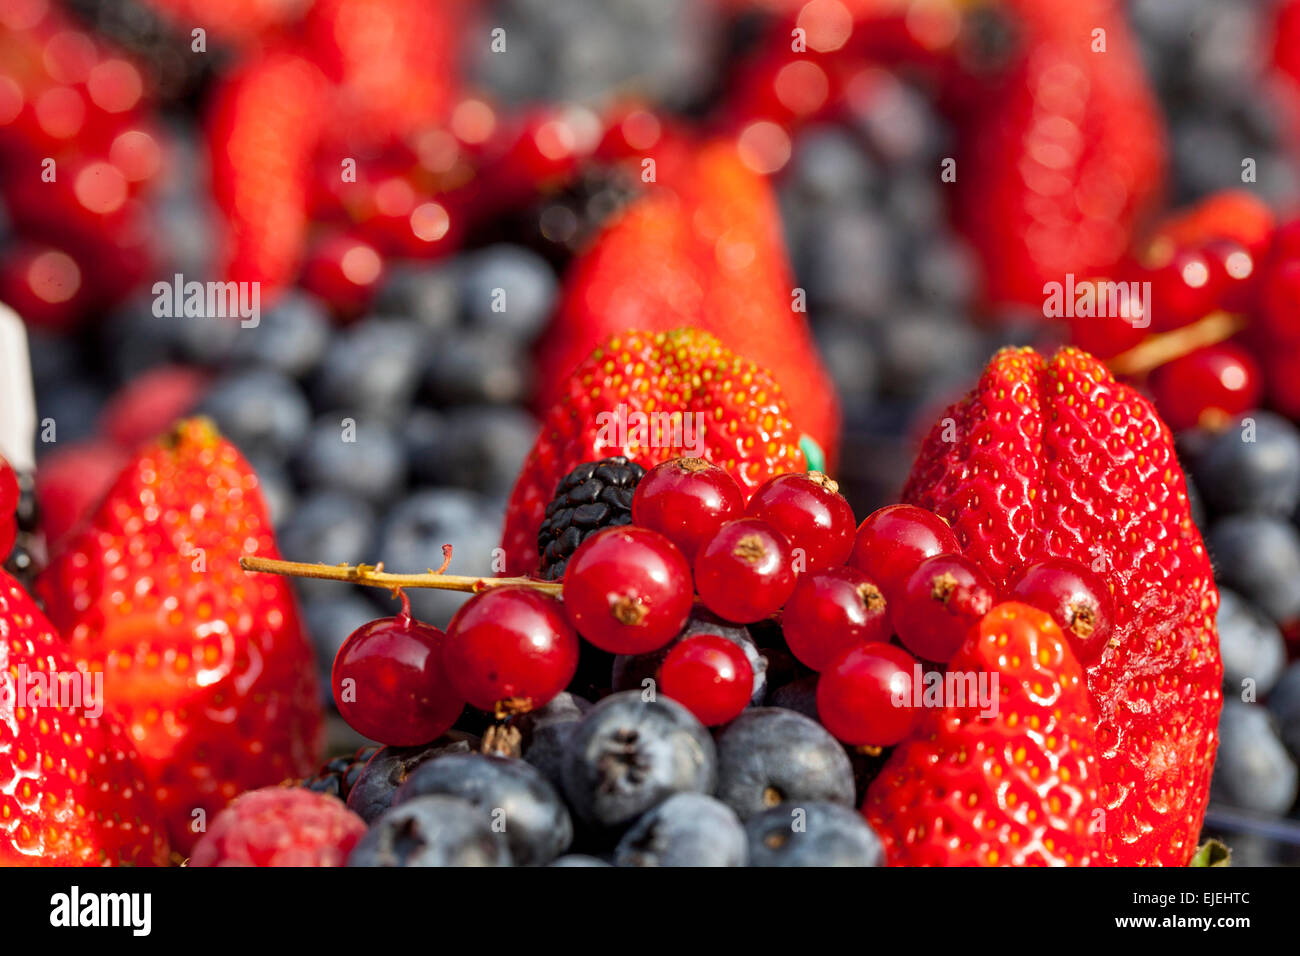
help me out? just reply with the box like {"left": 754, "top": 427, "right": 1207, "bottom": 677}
{"left": 330, "top": 459, "right": 1115, "bottom": 754}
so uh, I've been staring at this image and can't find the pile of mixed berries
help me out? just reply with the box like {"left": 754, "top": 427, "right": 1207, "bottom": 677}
{"left": 211, "top": 455, "right": 1110, "bottom": 867}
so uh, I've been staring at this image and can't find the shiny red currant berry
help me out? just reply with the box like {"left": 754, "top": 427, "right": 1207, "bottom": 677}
{"left": 658, "top": 633, "right": 754, "bottom": 726}
{"left": 816, "top": 642, "right": 920, "bottom": 747}
{"left": 893, "top": 554, "right": 995, "bottom": 662}
{"left": 332, "top": 598, "right": 464, "bottom": 745}
{"left": 1149, "top": 247, "right": 1218, "bottom": 331}
{"left": 745, "top": 471, "right": 855, "bottom": 573}
{"left": 1261, "top": 257, "right": 1300, "bottom": 342}
{"left": 631, "top": 457, "right": 743, "bottom": 561}
{"left": 1202, "top": 239, "right": 1256, "bottom": 312}
{"left": 849, "top": 504, "right": 959, "bottom": 602}
{"left": 443, "top": 586, "right": 579, "bottom": 713}
{"left": 694, "top": 517, "right": 796, "bottom": 623}
{"left": 1009, "top": 558, "right": 1114, "bottom": 663}
{"left": 1149, "top": 343, "right": 1261, "bottom": 431}
{"left": 563, "top": 525, "right": 693, "bottom": 653}
{"left": 781, "top": 566, "right": 890, "bottom": 671}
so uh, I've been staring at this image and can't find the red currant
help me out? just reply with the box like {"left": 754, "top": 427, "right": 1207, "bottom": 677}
{"left": 1149, "top": 247, "right": 1218, "bottom": 331}
{"left": 332, "top": 599, "right": 464, "bottom": 745}
{"left": 1266, "top": 348, "right": 1300, "bottom": 419}
{"left": 849, "top": 504, "right": 959, "bottom": 602}
{"left": 563, "top": 526, "right": 693, "bottom": 653}
{"left": 1009, "top": 558, "right": 1114, "bottom": 663}
{"left": 745, "top": 471, "right": 855, "bottom": 573}
{"left": 1148, "top": 343, "right": 1261, "bottom": 431}
{"left": 781, "top": 566, "right": 890, "bottom": 671}
{"left": 1202, "top": 239, "right": 1256, "bottom": 313}
{"left": 694, "top": 518, "right": 796, "bottom": 623}
{"left": 443, "top": 586, "right": 579, "bottom": 712}
{"left": 631, "top": 457, "right": 743, "bottom": 561}
{"left": 893, "top": 554, "right": 995, "bottom": 662}
{"left": 816, "top": 642, "right": 920, "bottom": 747}
{"left": 659, "top": 634, "right": 754, "bottom": 726}
{"left": 1260, "top": 257, "right": 1300, "bottom": 342}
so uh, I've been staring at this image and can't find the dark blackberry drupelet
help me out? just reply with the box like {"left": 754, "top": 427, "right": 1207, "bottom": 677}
{"left": 301, "top": 746, "right": 380, "bottom": 800}
{"left": 537, "top": 457, "right": 645, "bottom": 581}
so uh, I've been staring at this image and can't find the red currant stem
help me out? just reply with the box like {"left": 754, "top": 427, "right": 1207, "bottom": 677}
{"left": 1105, "top": 310, "right": 1247, "bottom": 377}
{"left": 239, "top": 556, "right": 565, "bottom": 596}
{"left": 393, "top": 587, "right": 413, "bottom": 624}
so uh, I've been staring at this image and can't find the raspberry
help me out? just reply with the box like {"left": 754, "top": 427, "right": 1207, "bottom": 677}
{"left": 189, "top": 788, "right": 367, "bottom": 867}
{"left": 538, "top": 456, "right": 645, "bottom": 581}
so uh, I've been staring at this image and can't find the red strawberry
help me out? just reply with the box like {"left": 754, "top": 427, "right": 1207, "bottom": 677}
{"left": 534, "top": 139, "right": 840, "bottom": 464}
{"left": 189, "top": 787, "right": 366, "bottom": 867}
{"left": 0, "top": 570, "right": 171, "bottom": 866}
{"left": 0, "top": 455, "right": 17, "bottom": 559}
{"left": 901, "top": 346, "right": 1221, "bottom": 866}
{"left": 36, "top": 418, "right": 322, "bottom": 854}
{"left": 207, "top": 51, "right": 330, "bottom": 293}
{"left": 951, "top": 0, "right": 1166, "bottom": 309}
{"left": 501, "top": 328, "right": 807, "bottom": 576}
{"left": 865, "top": 602, "right": 1104, "bottom": 866}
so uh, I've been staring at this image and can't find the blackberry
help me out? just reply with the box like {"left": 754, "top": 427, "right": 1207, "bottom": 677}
{"left": 537, "top": 457, "right": 645, "bottom": 581}
{"left": 301, "top": 746, "right": 380, "bottom": 800}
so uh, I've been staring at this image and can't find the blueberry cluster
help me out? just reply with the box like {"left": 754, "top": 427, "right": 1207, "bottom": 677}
{"left": 1180, "top": 412, "right": 1300, "bottom": 863}
{"left": 339, "top": 691, "right": 883, "bottom": 867}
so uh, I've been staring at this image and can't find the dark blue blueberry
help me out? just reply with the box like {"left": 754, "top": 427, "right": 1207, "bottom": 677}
{"left": 347, "top": 795, "right": 511, "bottom": 866}
{"left": 377, "top": 490, "right": 501, "bottom": 627}
{"left": 25, "top": 328, "right": 84, "bottom": 392}
{"left": 292, "top": 415, "right": 406, "bottom": 504}
{"left": 871, "top": 308, "right": 984, "bottom": 401}
{"left": 1192, "top": 412, "right": 1300, "bottom": 515}
{"left": 785, "top": 125, "right": 878, "bottom": 208}
{"left": 764, "top": 674, "right": 819, "bottom": 722}
{"left": 35, "top": 379, "right": 106, "bottom": 452}
{"left": 459, "top": 244, "right": 557, "bottom": 342}
{"left": 277, "top": 490, "right": 375, "bottom": 580}
{"left": 811, "top": 317, "right": 879, "bottom": 412}
{"left": 561, "top": 691, "right": 717, "bottom": 832}
{"left": 851, "top": 76, "right": 944, "bottom": 166}
{"left": 375, "top": 264, "right": 459, "bottom": 336}
{"left": 225, "top": 291, "right": 330, "bottom": 379}
{"left": 243, "top": 452, "right": 295, "bottom": 529}
{"left": 1207, "top": 516, "right": 1300, "bottom": 623}
{"left": 612, "top": 608, "right": 766, "bottom": 706}
{"left": 1267, "top": 663, "right": 1300, "bottom": 761}
{"left": 423, "top": 330, "right": 531, "bottom": 406}
{"left": 400, "top": 407, "right": 444, "bottom": 477}
{"left": 1217, "top": 587, "right": 1286, "bottom": 699}
{"left": 301, "top": 592, "right": 385, "bottom": 700}
{"left": 745, "top": 801, "right": 884, "bottom": 866}
{"left": 714, "top": 707, "right": 855, "bottom": 820}
{"left": 521, "top": 693, "right": 594, "bottom": 792}
{"left": 312, "top": 317, "right": 430, "bottom": 419}
{"left": 394, "top": 753, "right": 572, "bottom": 865}
{"left": 198, "top": 368, "right": 311, "bottom": 461}
{"left": 100, "top": 299, "right": 183, "bottom": 383}
{"left": 345, "top": 733, "right": 480, "bottom": 823}
{"left": 411, "top": 405, "right": 537, "bottom": 497}
{"left": 1210, "top": 700, "right": 1298, "bottom": 815}
{"left": 801, "top": 209, "right": 896, "bottom": 318}
{"left": 614, "top": 793, "right": 747, "bottom": 867}
{"left": 909, "top": 233, "right": 979, "bottom": 308}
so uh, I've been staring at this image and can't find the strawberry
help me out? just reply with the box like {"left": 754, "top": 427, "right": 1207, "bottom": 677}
{"left": 865, "top": 602, "right": 1103, "bottom": 866}
{"left": 0, "top": 570, "right": 171, "bottom": 866}
{"left": 534, "top": 139, "right": 840, "bottom": 463}
{"left": 0, "top": 455, "right": 17, "bottom": 560}
{"left": 36, "top": 418, "right": 322, "bottom": 854}
{"left": 950, "top": 0, "right": 1166, "bottom": 309}
{"left": 901, "top": 346, "right": 1221, "bottom": 866}
{"left": 501, "top": 328, "right": 807, "bottom": 576}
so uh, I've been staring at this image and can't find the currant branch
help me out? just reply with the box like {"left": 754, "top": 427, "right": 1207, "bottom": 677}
{"left": 239, "top": 554, "right": 564, "bottom": 596}
{"left": 1106, "top": 310, "right": 1247, "bottom": 377}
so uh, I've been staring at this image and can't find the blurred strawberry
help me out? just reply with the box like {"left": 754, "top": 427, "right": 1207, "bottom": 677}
{"left": 34, "top": 438, "right": 130, "bottom": 548}
{"left": 37, "top": 418, "right": 322, "bottom": 854}
{"left": 535, "top": 139, "right": 840, "bottom": 463}
{"left": 100, "top": 363, "right": 208, "bottom": 448}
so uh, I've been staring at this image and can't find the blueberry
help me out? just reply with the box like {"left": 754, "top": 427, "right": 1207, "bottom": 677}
{"left": 1207, "top": 516, "right": 1300, "bottom": 623}
{"left": 225, "top": 291, "right": 330, "bottom": 379}
{"left": 346, "top": 733, "right": 480, "bottom": 823}
{"left": 410, "top": 405, "right": 537, "bottom": 496}
{"left": 872, "top": 308, "right": 984, "bottom": 401}
{"left": 745, "top": 801, "right": 884, "bottom": 866}
{"left": 100, "top": 300, "right": 183, "bottom": 382}
{"left": 548, "top": 854, "right": 611, "bottom": 867}
{"left": 312, "top": 317, "right": 430, "bottom": 419}
{"left": 277, "top": 491, "right": 375, "bottom": 600}
{"left": 801, "top": 209, "right": 896, "bottom": 318}
{"left": 1268, "top": 663, "right": 1300, "bottom": 760}
{"left": 348, "top": 795, "right": 511, "bottom": 867}
{"left": 812, "top": 316, "right": 880, "bottom": 414}
{"left": 424, "top": 330, "right": 531, "bottom": 406}
{"left": 459, "top": 244, "right": 557, "bottom": 342}
{"left": 36, "top": 380, "right": 106, "bottom": 451}
{"left": 1192, "top": 412, "right": 1300, "bottom": 515}
{"left": 614, "top": 793, "right": 747, "bottom": 867}
{"left": 785, "top": 125, "right": 878, "bottom": 207}
{"left": 561, "top": 691, "right": 717, "bottom": 832}
{"left": 292, "top": 415, "right": 406, "bottom": 504}
{"left": 198, "top": 368, "right": 311, "bottom": 461}
{"left": 375, "top": 264, "right": 459, "bottom": 335}
{"left": 394, "top": 753, "right": 572, "bottom": 865}
{"left": 302, "top": 593, "right": 385, "bottom": 700}
{"left": 764, "top": 674, "right": 819, "bottom": 721}
{"left": 909, "top": 234, "right": 979, "bottom": 308}
{"left": 377, "top": 490, "right": 502, "bottom": 627}
{"left": 714, "top": 707, "right": 855, "bottom": 820}
{"left": 1217, "top": 587, "right": 1286, "bottom": 699}
{"left": 612, "top": 608, "right": 767, "bottom": 706}
{"left": 851, "top": 75, "right": 943, "bottom": 166}
{"left": 242, "top": 451, "right": 295, "bottom": 528}
{"left": 401, "top": 407, "right": 444, "bottom": 476}
{"left": 521, "top": 693, "right": 594, "bottom": 791}
{"left": 1210, "top": 700, "right": 1298, "bottom": 815}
